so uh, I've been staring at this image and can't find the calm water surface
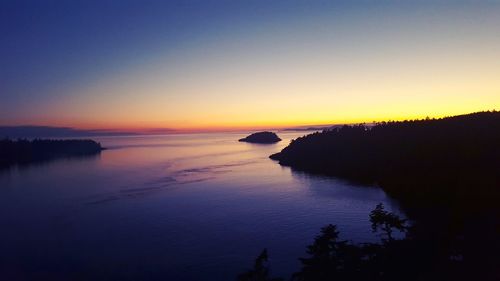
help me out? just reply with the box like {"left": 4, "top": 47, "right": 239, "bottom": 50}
{"left": 0, "top": 132, "right": 401, "bottom": 280}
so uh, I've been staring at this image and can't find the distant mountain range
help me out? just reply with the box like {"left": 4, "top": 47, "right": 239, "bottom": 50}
{"left": 1, "top": 124, "right": 374, "bottom": 138}
{"left": 283, "top": 123, "right": 375, "bottom": 132}
{"left": 0, "top": 126, "right": 174, "bottom": 138}
{"left": 283, "top": 125, "right": 340, "bottom": 131}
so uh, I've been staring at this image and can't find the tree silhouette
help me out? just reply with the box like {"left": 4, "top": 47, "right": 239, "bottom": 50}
{"left": 240, "top": 201, "right": 499, "bottom": 281}
{"left": 369, "top": 203, "right": 407, "bottom": 242}
{"left": 237, "top": 249, "right": 283, "bottom": 281}
{"left": 292, "top": 224, "right": 365, "bottom": 281}
{"left": 269, "top": 111, "right": 500, "bottom": 280}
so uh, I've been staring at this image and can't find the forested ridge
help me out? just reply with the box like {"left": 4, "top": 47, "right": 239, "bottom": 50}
{"left": 0, "top": 139, "right": 103, "bottom": 168}
{"left": 256, "top": 111, "right": 500, "bottom": 281}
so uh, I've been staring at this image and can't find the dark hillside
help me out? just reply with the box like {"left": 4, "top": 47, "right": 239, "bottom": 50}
{"left": 270, "top": 111, "right": 500, "bottom": 206}
{"left": 0, "top": 139, "right": 103, "bottom": 168}
{"left": 270, "top": 111, "right": 500, "bottom": 279}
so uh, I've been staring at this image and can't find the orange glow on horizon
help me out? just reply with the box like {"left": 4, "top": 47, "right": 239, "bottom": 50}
{"left": 12, "top": 108, "right": 498, "bottom": 134}
{"left": 3, "top": 3, "right": 500, "bottom": 131}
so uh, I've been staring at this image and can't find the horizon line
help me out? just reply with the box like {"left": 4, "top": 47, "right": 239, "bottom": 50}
{"left": 1, "top": 110, "right": 498, "bottom": 136}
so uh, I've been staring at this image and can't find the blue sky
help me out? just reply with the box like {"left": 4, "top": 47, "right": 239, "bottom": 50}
{"left": 2, "top": 1, "right": 499, "bottom": 129}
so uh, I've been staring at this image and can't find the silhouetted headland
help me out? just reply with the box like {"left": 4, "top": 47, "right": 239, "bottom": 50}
{"left": 260, "top": 111, "right": 500, "bottom": 280}
{"left": 270, "top": 111, "right": 499, "bottom": 207}
{"left": 270, "top": 111, "right": 500, "bottom": 229}
{"left": 239, "top": 131, "right": 281, "bottom": 143}
{"left": 0, "top": 138, "right": 104, "bottom": 168}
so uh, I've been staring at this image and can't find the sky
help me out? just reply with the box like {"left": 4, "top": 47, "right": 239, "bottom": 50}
{"left": 1, "top": 0, "right": 499, "bottom": 131}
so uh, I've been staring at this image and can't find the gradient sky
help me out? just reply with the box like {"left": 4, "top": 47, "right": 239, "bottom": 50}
{"left": 1, "top": 1, "right": 499, "bottom": 130}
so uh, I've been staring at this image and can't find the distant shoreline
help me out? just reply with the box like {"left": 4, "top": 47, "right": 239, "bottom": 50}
{"left": 0, "top": 138, "right": 104, "bottom": 169}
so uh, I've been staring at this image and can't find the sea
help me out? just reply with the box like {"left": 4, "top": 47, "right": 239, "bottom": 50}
{"left": 0, "top": 131, "right": 402, "bottom": 280}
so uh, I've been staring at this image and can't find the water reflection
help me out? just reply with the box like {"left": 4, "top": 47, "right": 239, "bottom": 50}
{"left": 0, "top": 153, "right": 101, "bottom": 175}
{"left": 0, "top": 132, "right": 403, "bottom": 281}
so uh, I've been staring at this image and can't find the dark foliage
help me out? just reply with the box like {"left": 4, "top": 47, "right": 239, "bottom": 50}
{"left": 370, "top": 203, "right": 408, "bottom": 242}
{"left": 239, "top": 132, "right": 281, "bottom": 143}
{"left": 270, "top": 111, "right": 500, "bottom": 219}
{"left": 271, "top": 111, "right": 499, "bottom": 193}
{"left": 237, "top": 249, "right": 284, "bottom": 281}
{"left": 292, "top": 204, "right": 436, "bottom": 281}
{"left": 241, "top": 203, "right": 497, "bottom": 281}
{"left": 0, "top": 138, "right": 103, "bottom": 168}
{"left": 293, "top": 224, "right": 365, "bottom": 281}
{"left": 268, "top": 111, "right": 500, "bottom": 280}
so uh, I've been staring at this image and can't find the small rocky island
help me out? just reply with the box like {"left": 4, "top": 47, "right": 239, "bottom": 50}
{"left": 239, "top": 131, "right": 281, "bottom": 144}
{"left": 0, "top": 139, "right": 104, "bottom": 168}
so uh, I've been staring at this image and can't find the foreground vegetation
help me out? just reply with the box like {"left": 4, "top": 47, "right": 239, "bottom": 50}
{"left": 240, "top": 202, "right": 496, "bottom": 281}
{"left": 0, "top": 139, "right": 103, "bottom": 168}
{"left": 260, "top": 111, "right": 499, "bottom": 280}
{"left": 238, "top": 204, "right": 412, "bottom": 281}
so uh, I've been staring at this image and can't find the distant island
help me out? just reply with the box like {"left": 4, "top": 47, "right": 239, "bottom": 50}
{"left": 0, "top": 139, "right": 104, "bottom": 168}
{"left": 239, "top": 132, "right": 281, "bottom": 144}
